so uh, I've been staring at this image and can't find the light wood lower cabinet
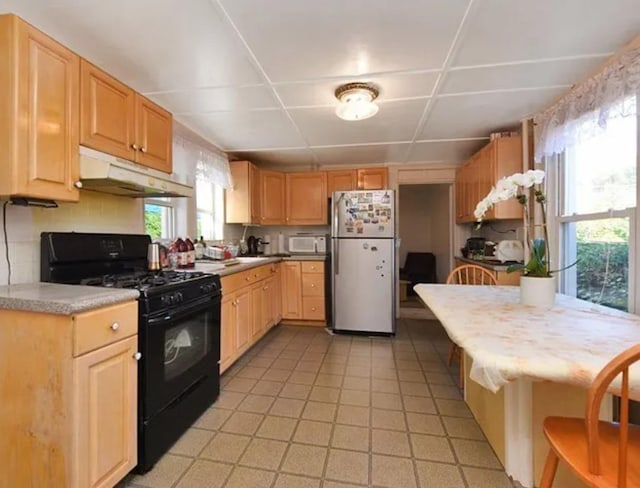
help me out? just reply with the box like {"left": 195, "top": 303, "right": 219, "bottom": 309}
{"left": 282, "top": 261, "right": 303, "bottom": 319}
{"left": 282, "top": 260, "right": 326, "bottom": 323}
{"left": 0, "top": 300, "right": 138, "bottom": 488}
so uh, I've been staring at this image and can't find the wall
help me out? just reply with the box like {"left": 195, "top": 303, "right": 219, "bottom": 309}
{"left": 0, "top": 191, "right": 143, "bottom": 285}
{"left": 398, "top": 184, "right": 451, "bottom": 283}
{"left": 224, "top": 224, "right": 330, "bottom": 254}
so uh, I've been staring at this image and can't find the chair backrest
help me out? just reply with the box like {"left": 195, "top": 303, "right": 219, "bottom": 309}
{"left": 586, "top": 343, "right": 640, "bottom": 487}
{"left": 404, "top": 252, "right": 437, "bottom": 283}
{"left": 445, "top": 264, "right": 497, "bottom": 285}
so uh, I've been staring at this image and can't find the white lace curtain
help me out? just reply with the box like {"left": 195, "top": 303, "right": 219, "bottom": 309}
{"left": 534, "top": 43, "right": 640, "bottom": 162}
{"left": 173, "top": 135, "right": 232, "bottom": 188}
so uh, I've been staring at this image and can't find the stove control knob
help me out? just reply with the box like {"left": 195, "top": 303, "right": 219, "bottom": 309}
{"left": 161, "top": 295, "right": 169, "bottom": 306}
{"left": 177, "top": 292, "right": 184, "bottom": 303}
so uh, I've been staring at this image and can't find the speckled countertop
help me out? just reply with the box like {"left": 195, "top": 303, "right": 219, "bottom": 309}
{"left": 0, "top": 283, "right": 139, "bottom": 315}
{"left": 194, "top": 255, "right": 327, "bottom": 277}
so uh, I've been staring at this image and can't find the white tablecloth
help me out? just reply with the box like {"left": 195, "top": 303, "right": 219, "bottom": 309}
{"left": 414, "top": 284, "right": 640, "bottom": 399}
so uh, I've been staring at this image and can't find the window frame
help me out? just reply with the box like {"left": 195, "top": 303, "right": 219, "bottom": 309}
{"left": 144, "top": 197, "right": 176, "bottom": 240}
{"left": 195, "top": 179, "right": 225, "bottom": 241}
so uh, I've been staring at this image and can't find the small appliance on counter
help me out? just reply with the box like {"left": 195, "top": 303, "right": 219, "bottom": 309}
{"left": 288, "top": 234, "right": 327, "bottom": 254}
{"left": 463, "top": 237, "right": 486, "bottom": 259}
{"left": 495, "top": 240, "right": 524, "bottom": 263}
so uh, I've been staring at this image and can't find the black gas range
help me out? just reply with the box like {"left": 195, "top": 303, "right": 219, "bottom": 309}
{"left": 41, "top": 232, "right": 222, "bottom": 473}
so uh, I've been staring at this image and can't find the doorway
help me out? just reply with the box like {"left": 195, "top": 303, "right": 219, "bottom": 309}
{"left": 397, "top": 184, "right": 453, "bottom": 318}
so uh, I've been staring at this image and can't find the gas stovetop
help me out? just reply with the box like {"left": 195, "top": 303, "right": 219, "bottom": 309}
{"left": 80, "top": 270, "right": 210, "bottom": 291}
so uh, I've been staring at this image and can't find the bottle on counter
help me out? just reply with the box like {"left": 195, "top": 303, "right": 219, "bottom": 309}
{"left": 185, "top": 237, "right": 196, "bottom": 268}
{"left": 168, "top": 242, "right": 179, "bottom": 269}
{"left": 176, "top": 238, "right": 187, "bottom": 269}
{"left": 194, "top": 236, "right": 205, "bottom": 260}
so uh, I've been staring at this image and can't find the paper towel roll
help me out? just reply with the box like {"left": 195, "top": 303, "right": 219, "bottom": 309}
{"left": 278, "top": 233, "right": 285, "bottom": 254}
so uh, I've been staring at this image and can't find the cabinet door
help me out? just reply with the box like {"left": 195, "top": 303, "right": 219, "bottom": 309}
{"left": 281, "top": 262, "right": 302, "bottom": 319}
{"left": 250, "top": 282, "right": 264, "bottom": 340}
{"left": 455, "top": 166, "right": 465, "bottom": 223}
{"left": 135, "top": 94, "right": 172, "bottom": 173}
{"left": 260, "top": 170, "right": 285, "bottom": 225}
{"left": 327, "top": 170, "right": 357, "bottom": 196}
{"left": 73, "top": 336, "right": 137, "bottom": 488}
{"left": 226, "top": 161, "right": 251, "bottom": 223}
{"left": 285, "top": 172, "right": 328, "bottom": 225}
{"left": 10, "top": 16, "right": 80, "bottom": 202}
{"left": 493, "top": 137, "right": 524, "bottom": 220}
{"left": 250, "top": 164, "right": 261, "bottom": 224}
{"left": 80, "top": 60, "right": 136, "bottom": 161}
{"left": 357, "top": 168, "right": 388, "bottom": 190}
{"left": 235, "top": 287, "right": 251, "bottom": 351}
{"left": 220, "top": 294, "right": 236, "bottom": 373}
{"left": 272, "top": 265, "right": 282, "bottom": 324}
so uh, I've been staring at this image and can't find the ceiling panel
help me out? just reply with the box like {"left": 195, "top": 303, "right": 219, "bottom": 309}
{"left": 0, "top": 0, "right": 263, "bottom": 92}
{"left": 176, "top": 111, "right": 306, "bottom": 150}
{"left": 148, "top": 86, "right": 279, "bottom": 114}
{"left": 312, "top": 144, "right": 410, "bottom": 166}
{"left": 232, "top": 148, "right": 316, "bottom": 166}
{"left": 408, "top": 139, "right": 487, "bottom": 163}
{"left": 420, "top": 88, "right": 566, "bottom": 140}
{"left": 218, "top": 0, "right": 468, "bottom": 82}
{"left": 454, "top": 0, "right": 640, "bottom": 66}
{"left": 275, "top": 72, "right": 439, "bottom": 107}
{"left": 441, "top": 57, "right": 606, "bottom": 94}
{"left": 289, "top": 99, "right": 426, "bottom": 146}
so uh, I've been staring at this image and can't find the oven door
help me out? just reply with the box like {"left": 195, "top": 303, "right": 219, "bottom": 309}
{"left": 141, "top": 295, "right": 220, "bottom": 419}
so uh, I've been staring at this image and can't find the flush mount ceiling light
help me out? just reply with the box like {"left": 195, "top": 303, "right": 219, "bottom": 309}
{"left": 334, "top": 82, "right": 379, "bottom": 121}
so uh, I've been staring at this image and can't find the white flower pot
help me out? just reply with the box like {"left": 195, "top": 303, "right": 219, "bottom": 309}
{"left": 520, "top": 275, "right": 556, "bottom": 308}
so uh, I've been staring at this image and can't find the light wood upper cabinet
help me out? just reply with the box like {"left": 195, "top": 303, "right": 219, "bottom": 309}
{"left": 260, "top": 170, "right": 285, "bottom": 225}
{"left": 80, "top": 60, "right": 136, "bottom": 161}
{"left": 282, "top": 261, "right": 303, "bottom": 319}
{"left": 73, "top": 335, "right": 137, "bottom": 488}
{"left": 357, "top": 167, "right": 388, "bottom": 190}
{"left": 79, "top": 61, "right": 172, "bottom": 173}
{"left": 327, "top": 169, "right": 357, "bottom": 196}
{"left": 226, "top": 160, "right": 262, "bottom": 224}
{"left": 0, "top": 14, "right": 80, "bottom": 202}
{"left": 286, "top": 172, "right": 328, "bottom": 225}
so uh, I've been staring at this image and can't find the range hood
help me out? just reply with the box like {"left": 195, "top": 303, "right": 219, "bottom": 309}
{"left": 79, "top": 146, "right": 194, "bottom": 198}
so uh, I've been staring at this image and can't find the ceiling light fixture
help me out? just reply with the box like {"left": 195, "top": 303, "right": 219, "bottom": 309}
{"left": 334, "top": 82, "right": 379, "bottom": 121}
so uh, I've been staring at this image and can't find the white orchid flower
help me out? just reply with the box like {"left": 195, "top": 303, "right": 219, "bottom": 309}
{"left": 508, "top": 173, "right": 527, "bottom": 187}
{"left": 527, "top": 169, "right": 545, "bottom": 185}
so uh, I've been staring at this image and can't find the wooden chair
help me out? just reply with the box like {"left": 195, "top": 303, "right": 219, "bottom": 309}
{"left": 445, "top": 264, "right": 497, "bottom": 388}
{"left": 540, "top": 343, "right": 640, "bottom": 488}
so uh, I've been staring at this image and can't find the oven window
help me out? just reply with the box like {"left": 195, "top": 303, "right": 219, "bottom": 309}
{"left": 164, "top": 313, "right": 211, "bottom": 381}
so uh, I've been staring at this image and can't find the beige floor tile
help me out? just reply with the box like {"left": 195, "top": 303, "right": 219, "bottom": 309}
{"left": 424, "top": 372, "right": 455, "bottom": 385}
{"left": 295, "top": 360, "right": 322, "bottom": 373}
{"left": 168, "top": 428, "right": 214, "bottom": 457}
{"left": 400, "top": 381, "right": 431, "bottom": 397}
{"left": 462, "top": 466, "right": 514, "bottom": 488}
{"left": 371, "top": 392, "right": 403, "bottom": 410}
{"left": 371, "top": 408, "right": 407, "bottom": 431}
{"left": 319, "top": 363, "right": 346, "bottom": 375}
{"left": 315, "top": 373, "right": 344, "bottom": 388}
{"left": 288, "top": 371, "right": 317, "bottom": 385}
{"left": 213, "top": 391, "right": 246, "bottom": 410}
{"left": 372, "top": 454, "right": 417, "bottom": 488}
{"left": 224, "top": 466, "right": 275, "bottom": 488}
{"left": 224, "top": 377, "right": 257, "bottom": 393}
{"left": 235, "top": 365, "right": 267, "bottom": 380}
{"left": 193, "top": 408, "right": 232, "bottom": 430}
{"left": 237, "top": 394, "right": 276, "bottom": 414}
{"left": 272, "top": 358, "right": 299, "bottom": 370}
{"left": 415, "top": 461, "right": 465, "bottom": 488}
{"left": 406, "top": 412, "right": 445, "bottom": 435}
{"left": 174, "top": 459, "right": 231, "bottom": 488}
{"left": 371, "top": 367, "right": 398, "bottom": 380}
{"left": 131, "top": 454, "right": 193, "bottom": 488}
{"left": 269, "top": 398, "right": 306, "bottom": 418}
{"left": 220, "top": 411, "right": 264, "bottom": 435}
{"left": 303, "top": 351, "right": 327, "bottom": 362}
{"left": 451, "top": 439, "right": 502, "bottom": 469}
{"left": 200, "top": 432, "right": 251, "bottom": 463}
{"left": 403, "top": 395, "right": 437, "bottom": 414}
{"left": 371, "top": 378, "right": 400, "bottom": 394}
{"left": 342, "top": 376, "right": 370, "bottom": 391}
{"left": 331, "top": 424, "right": 370, "bottom": 452}
{"left": 273, "top": 473, "right": 321, "bottom": 488}
{"left": 280, "top": 350, "right": 304, "bottom": 360}
{"left": 325, "top": 449, "right": 369, "bottom": 485}
{"left": 302, "top": 401, "right": 337, "bottom": 422}
{"left": 239, "top": 437, "right": 288, "bottom": 470}
{"left": 396, "top": 360, "right": 422, "bottom": 371}
{"left": 372, "top": 429, "right": 411, "bottom": 457}
{"left": 249, "top": 356, "right": 275, "bottom": 368}
{"left": 398, "top": 370, "right": 426, "bottom": 383}
{"left": 262, "top": 368, "right": 293, "bottom": 382}
{"left": 344, "top": 365, "right": 371, "bottom": 377}
{"left": 281, "top": 444, "right": 328, "bottom": 477}
{"left": 435, "top": 399, "right": 474, "bottom": 418}
{"left": 309, "top": 386, "right": 341, "bottom": 403}
{"left": 395, "top": 350, "right": 418, "bottom": 361}
{"left": 251, "top": 379, "right": 284, "bottom": 396}
{"left": 322, "top": 481, "right": 368, "bottom": 488}
{"left": 280, "top": 382, "right": 312, "bottom": 400}
{"left": 255, "top": 415, "right": 298, "bottom": 441}
{"left": 430, "top": 384, "right": 463, "bottom": 400}
{"left": 293, "top": 419, "right": 333, "bottom": 446}
{"left": 410, "top": 433, "right": 455, "bottom": 462}
{"left": 339, "top": 389, "right": 370, "bottom": 406}
{"left": 442, "top": 416, "right": 485, "bottom": 440}
{"left": 336, "top": 405, "right": 370, "bottom": 426}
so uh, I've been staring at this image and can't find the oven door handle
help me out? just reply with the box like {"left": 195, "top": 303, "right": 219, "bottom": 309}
{"left": 147, "top": 296, "right": 221, "bottom": 326}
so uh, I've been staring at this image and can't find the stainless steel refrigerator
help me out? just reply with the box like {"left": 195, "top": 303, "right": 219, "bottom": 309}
{"left": 331, "top": 190, "right": 395, "bottom": 334}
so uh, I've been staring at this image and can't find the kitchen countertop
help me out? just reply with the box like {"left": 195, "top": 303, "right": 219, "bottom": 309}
{"left": 0, "top": 283, "right": 139, "bottom": 315}
{"left": 455, "top": 255, "right": 519, "bottom": 272}
{"left": 194, "top": 255, "right": 327, "bottom": 277}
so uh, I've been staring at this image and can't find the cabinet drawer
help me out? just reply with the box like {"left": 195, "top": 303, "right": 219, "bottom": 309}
{"left": 221, "top": 265, "right": 272, "bottom": 294}
{"left": 302, "top": 273, "right": 324, "bottom": 297}
{"left": 73, "top": 301, "right": 138, "bottom": 357}
{"left": 302, "top": 297, "right": 325, "bottom": 320}
{"left": 301, "top": 261, "right": 324, "bottom": 274}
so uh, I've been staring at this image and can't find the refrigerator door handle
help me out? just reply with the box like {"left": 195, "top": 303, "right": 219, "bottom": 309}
{"left": 334, "top": 238, "right": 339, "bottom": 275}
{"left": 332, "top": 192, "right": 345, "bottom": 275}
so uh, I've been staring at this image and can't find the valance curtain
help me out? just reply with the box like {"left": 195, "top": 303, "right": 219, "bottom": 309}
{"left": 173, "top": 135, "right": 232, "bottom": 188}
{"left": 534, "top": 43, "right": 640, "bottom": 162}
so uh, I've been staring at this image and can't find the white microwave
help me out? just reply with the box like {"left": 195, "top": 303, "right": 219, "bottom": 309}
{"left": 288, "top": 235, "right": 327, "bottom": 254}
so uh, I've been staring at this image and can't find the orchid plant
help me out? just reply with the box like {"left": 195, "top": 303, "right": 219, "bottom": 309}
{"left": 474, "top": 169, "right": 551, "bottom": 277}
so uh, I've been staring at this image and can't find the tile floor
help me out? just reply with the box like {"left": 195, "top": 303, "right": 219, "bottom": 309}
{"left": 124, "top": 319, "right": 519, "bottom": 488}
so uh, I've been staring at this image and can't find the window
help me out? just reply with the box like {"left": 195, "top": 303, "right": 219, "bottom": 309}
{"left": 556, "top": 96, "right": 637, "bottom": 311}
{"left": 144, "top": 198, "right": 175, "bottom": 239}
{"left": 196, "top": 179, "right": 224, "bottom": 241}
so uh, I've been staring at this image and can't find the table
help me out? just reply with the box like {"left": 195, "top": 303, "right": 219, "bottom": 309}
{"left": 414, "top": 284, "right": 640, "bottom": 488}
